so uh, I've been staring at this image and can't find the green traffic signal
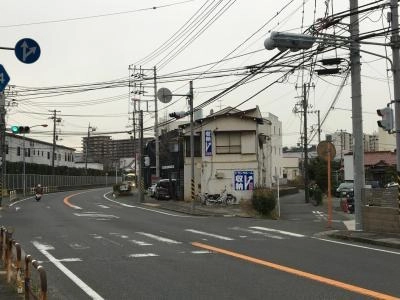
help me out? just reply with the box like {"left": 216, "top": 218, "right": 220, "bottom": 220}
{"left": 10, "top": 125, "right": 30, "bottom": 134}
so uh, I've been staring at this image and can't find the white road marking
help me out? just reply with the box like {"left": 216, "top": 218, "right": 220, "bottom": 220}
{"left": 89, "top": 234, "right": 122, "bottom": 246}
{"left": 191, "top": 250, "right": 213, "bottom": 254}
{"left": 185, "top": 229, "right": 234, "bottom": 241}
{"left": 249, "top": 226, "right": 305, "bottom": 237}
{"left": 57, "top": 258, "right": 82, "bottom": 262}
{"left": 103, "top": 192, "right": 189, "bottom": 217}
{"left": 32, "top": 241, "right": 104, "bottom": 300}
{"left": 73, "top": 213, "right": 119, "bottom": 219}
{"left": 130, "top": 240, "right": 153, "bottom": 246}
{"left": 314, "top": 237, "right": 400, "bottom": 255}
{"left": 136, "top": 232, "right": 181, "bottom": 244}
{"left": 229, "top": 226, "right": 284, "bottom": 240}
{"left": 98, "top": 204, "right": 110, "bottom": 209}
{"left": 128, "top": 253, "right": 158, "bottom": 258}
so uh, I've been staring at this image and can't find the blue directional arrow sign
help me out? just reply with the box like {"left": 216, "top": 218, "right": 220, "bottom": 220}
{"left": 14, "top": 38, "right": 41, "bottom": 64}
{"left": 0, "top": 64, "right": 10, "bottom": 92}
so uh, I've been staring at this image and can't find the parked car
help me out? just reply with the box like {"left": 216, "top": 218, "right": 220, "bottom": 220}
{"left": 335, "top": 182, "right": 354, "bottom": 197}
{"left": 154, "top": 179, "right": 177, "bottom": 200}
{"left": 148, "top": 183, "right": 157, "bottom": 197}
{"left": 385, "top": 182, "right": 399, "bottom": 188}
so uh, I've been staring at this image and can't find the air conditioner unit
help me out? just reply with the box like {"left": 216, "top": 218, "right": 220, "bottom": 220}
{"left": 215, "top": 172, "right": 224, "bottom": 179}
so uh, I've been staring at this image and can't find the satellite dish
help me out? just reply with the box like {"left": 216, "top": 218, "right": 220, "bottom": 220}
{"left": 157, "top": 87, "right": 172, "bottom": 103}
{"left": 317, "top": 141, "right": 336, "bottom": 161}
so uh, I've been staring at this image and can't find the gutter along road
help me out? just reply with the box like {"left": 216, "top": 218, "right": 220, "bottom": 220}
{"left": 2, "top": 188, "right": 399, "bottom": 299}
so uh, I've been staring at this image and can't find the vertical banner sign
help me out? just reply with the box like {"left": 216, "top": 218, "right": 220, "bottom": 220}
{"left": 205, "top": 130, "right": 212, "bottom": 156}
{"left": 234, "top": 171, "right": 254, "bottom": 191}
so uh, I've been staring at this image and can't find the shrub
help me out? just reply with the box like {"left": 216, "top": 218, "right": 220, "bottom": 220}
{"left": 251, "top": 187, "right": 276, "bottom": 215}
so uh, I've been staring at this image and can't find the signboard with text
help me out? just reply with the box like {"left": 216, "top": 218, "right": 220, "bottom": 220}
{"left": 234, "top": 170, "right": 254, "bottom": 191}
{"left": 205, "top": 130, "right": 212, "bottom": 156}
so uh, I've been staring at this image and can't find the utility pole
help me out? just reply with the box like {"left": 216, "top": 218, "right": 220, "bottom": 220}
{"left": 0, "top": 92, "right": 5, "bottom": 208}
{"left": 303, "top": 83, "right": 310, "bottom": 203}
{"left": 85, "top": 123, "right": 96, "bottom": 175}
{"left": 154, "top": 66, "right": 160, "bottom": 178}
{"left": 189, "top": 81, "right": 195, "bottom": 212}
{"left": 317, "top": 110, "right": 321, "bottom": 144}
{"left": 350, "top": 0, "right": 364, "bottom": 230}
{"left": 50, "top": 110, "right": 61, "bottom": 175}
{"left": 390, "top": 0, "right": 400, "bottom": 213}
{"left": 138, "top": 110, "right": 144, "bottom": 203}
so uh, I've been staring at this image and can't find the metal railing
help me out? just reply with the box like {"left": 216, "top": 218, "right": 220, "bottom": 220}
{"left": 0, "top": 227, "right": 47, "bottom": 299}
{"left": 2, "top": 174, "right": 121, "bottom": 195}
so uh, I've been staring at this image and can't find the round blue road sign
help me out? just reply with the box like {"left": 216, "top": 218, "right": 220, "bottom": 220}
{"left": 15, "top": 38, "right": 41, "bottom": 64}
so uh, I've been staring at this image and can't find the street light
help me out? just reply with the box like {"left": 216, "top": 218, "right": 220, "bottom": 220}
{"left": 22, "top": 124, "right": 48, "bottom": 196}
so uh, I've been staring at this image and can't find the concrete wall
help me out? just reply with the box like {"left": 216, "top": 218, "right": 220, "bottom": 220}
{"left": 362, "top": 207, "right": 400, "bottom": 233}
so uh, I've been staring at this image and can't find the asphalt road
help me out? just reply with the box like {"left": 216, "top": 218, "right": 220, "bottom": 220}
{"left": 1, "top": 188, "right": 400, "bottom": 299}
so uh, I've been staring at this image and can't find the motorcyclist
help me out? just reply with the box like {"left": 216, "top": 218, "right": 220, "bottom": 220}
{"left": 34, "top": 184, "right": 43, "bottom": 195}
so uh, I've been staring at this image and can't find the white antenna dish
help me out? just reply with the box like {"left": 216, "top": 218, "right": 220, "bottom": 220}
{"left": 157, "top": 88, "right": 172, "bottom": 103}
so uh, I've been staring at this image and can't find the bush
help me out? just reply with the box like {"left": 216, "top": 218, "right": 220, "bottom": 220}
{"left": 251, "top": 187, "right": 276, "bottom": 215}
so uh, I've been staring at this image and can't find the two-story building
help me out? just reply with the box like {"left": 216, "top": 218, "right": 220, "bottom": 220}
{"left": 180, "top": 106, "right": 282, "bottom": 202}
{"left": 5, "top": 133, "right": 76, "bottom": 168}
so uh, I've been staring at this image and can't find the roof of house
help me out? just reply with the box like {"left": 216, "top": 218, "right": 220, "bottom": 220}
{"left": 363, "top": 151, "right": 396, "bottom": 166}
{"left": 345, "top": 151, "right": 396, "bottom": 166}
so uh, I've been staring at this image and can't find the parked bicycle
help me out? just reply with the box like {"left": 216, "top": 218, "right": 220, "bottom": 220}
{"left": 197, "top": 187, "right": 237, "bottom": 206}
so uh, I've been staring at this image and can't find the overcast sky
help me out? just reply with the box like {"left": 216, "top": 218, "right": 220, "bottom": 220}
{"left": 0, "top": 0, "right": 394, "bottom": 152}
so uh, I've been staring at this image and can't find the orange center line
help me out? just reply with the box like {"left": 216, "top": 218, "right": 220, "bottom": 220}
{"left": 192, "top": 242, "right": 399, "bottom": 300}
{"left": 63, "top": 192, "right": 86, "bottom": 208}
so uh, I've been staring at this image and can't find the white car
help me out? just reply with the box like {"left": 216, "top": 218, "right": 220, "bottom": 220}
{"left": 148, "top": 183, "right": 157, "bottom": 197}
{"left": 385, "top": 182, "right": 399, "bottom": 188}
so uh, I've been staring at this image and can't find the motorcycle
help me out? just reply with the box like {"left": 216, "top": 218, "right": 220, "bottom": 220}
{"left": 344, "top": 191, "right": 354, "bottom": 213}
{"left": 35, "top": 193, "right": 42, "bottom": 201}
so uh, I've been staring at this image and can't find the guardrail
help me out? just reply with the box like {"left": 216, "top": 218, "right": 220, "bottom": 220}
{"left": 0, "top": 227, "right": 47, "bottom": 299}
{"left": 9, "top": 190, "right": 17, "bottom": 202}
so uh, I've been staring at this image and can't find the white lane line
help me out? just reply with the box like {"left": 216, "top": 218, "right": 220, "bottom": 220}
{"left": 229, "top": 226, "right": 284, "bottom": 240}
{"left": 136, "top": 232, "right": 181, "bottom": 244}
{"left": 128, "top": 253, "right": 158, "bottom": 258}
{"left": 32, "top": 241, "right": 104, "bottom": 300}
{"left": 249, "top": 226, "right": 305, "bottom": 238}
{"left": 314, "top": 237, "right": 400, "bottom": 255}
{"left": 98, "top": 204, "right": 110, "bottom": 209}
{"left": 73, "top": 213, "right": 119, "bottom": 219}
{"left": 103, "top": 192, "right": 189, "bottom": 217}
{"left": 191, "top": 250, "right": 213, "bottom": 254}
{"left": 130, "top": 240, "right": 153, "bottom": 246}
{"left": 185, "top": 229, "right": 234, "bottom": 241}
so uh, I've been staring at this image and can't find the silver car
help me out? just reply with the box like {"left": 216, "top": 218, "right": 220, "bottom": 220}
{"left": 148, "top": 183, "right": 157, "bottom": 197}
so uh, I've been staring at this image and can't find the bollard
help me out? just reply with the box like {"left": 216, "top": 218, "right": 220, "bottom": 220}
{"left": 25, "top": 255, "right": 31, "bottom": 300}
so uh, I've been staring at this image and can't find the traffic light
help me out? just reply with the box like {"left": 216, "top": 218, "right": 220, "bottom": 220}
{"left": 377, "top": 107, "right": 394, "bottom": 131}
{"left": 10, "top": 125, "right": 30, "bottom": 134}
{"left": 264, "top": 31, "right": 316, "bottom": 52}
{"left": 169, "top": 111, "right": 187, "bottom": 119}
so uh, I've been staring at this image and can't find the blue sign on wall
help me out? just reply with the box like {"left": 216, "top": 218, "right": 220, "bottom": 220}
{"left": 0, "top": 64, "right": 10, "bottom": 92}
{"left": 234, "top": 171, "right": 254, "bottom": 191}
{"left": 205, "top": 130, "right": 212, "bottom": 156}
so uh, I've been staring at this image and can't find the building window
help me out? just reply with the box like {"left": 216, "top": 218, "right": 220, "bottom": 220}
{"left": 17, "top": 147, "right": 21, "bottom": 156}
{"left": 5, "top": 144, "right": 8, "bottom": 154}
{"left": 215, "top": 132, "right": 241, "bottom": 154}
{"left": 27, "top": 148, "right": 31, "bottom": 157}
{"left": 47, "top": 152, "right": 50, "bottom": 159}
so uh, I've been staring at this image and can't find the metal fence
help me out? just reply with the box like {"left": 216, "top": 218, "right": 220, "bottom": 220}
{"left": 3, "top": 174, "right": 122, "bottom": 193}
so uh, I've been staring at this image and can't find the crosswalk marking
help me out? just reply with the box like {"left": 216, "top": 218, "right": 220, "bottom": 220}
{"left": 249, "top": 226, "right": 305, "bottom": 237}
{"left": 136, "top": 232, "right": 181, "bottom": 244}
{"left": 185, "top": 229, "right": 234, "bottom": 241}
{"left": 229, "top": 226, "right": 284, "bottom": 240}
